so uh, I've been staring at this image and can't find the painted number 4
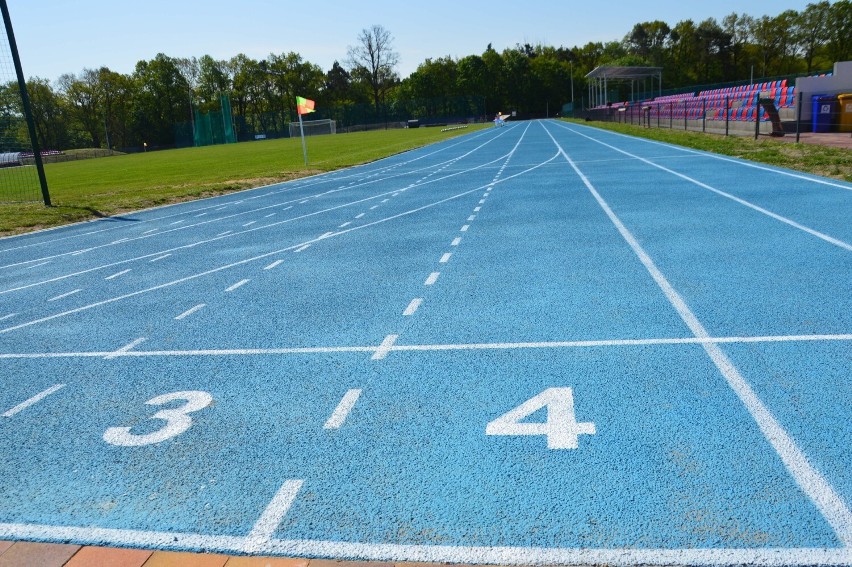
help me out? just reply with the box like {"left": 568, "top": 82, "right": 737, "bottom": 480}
{"left": 486, "top": 388, "right": 595, "bottom": 449}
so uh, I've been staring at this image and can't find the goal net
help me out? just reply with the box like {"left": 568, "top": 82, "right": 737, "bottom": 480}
{"left": 288, "top": 118, "right": 336, "bottom": 138}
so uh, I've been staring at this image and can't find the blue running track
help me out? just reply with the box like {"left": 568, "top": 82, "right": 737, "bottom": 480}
{"left": 0, "top": 121, "right": 850, "bottom": 565}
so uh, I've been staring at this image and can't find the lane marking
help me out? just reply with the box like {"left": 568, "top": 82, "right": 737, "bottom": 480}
{"left": 244, "top": 480, "right": 304, "bottom": 553}
{"left": 451, "top": 237, "right": 462, "bottom": 246}
{"left": 242, "top": 221, "right": 256, "bottom": 227}
{"left": 355, "top": 213, "right": 365, "bottom": 219}
{"left": 339, "top": 222, "right": 352, "bottom": 228}
{"left": 424, "top": 272, "right": 440, "bottom": 286}
{"left": 105, "top": 269, "right": 131, "bottom": 280}
{"left": 111, "top": 238, "right": 130, "bottom": 244}
{"left": 323, "top": 389, "right": 363, "bottom": 429}
{"left": 174, "top": 304, "right": 205, "bottom": 320}
{"left": 295, "top": 245, "right": 311, "bottom": 253}
{"left": 299, "top": 200, "right": 309, "bottom": 204}
{"left": 48, "top": 289, "right": 81, "bottom": 302}
{"left": 3, "top": 333, "right": 851, "bottom": 361}
{"left": 150, "top": 254, "right": 171, "bottom": 263}
{"left": 2, "top": 384, "right": 65, "bottom": 418}
{"left": 467, "top": 215, "right": 476, "bottom": 221}
{"left": 474, "top": 207, "right": 481, "bottom": 212}
{"left": 543, "top": 122, "right": 852, "bottom": 546}
{"left": 479, "top": 199, "right": 485, "bottom": 204}
{"left": 318, "top": 232, "right": 334, "bottom": 239}
{"left": 370, "top": 205, "right": 379, "bottom": 210}
{"left": 403, "top": 298, "right": 423, "bottom": 316}
{"left": 264, "top": 260, "right": 284, "bottom": 270}
{"left": 371, "top": 334, "right": 398, "bottom": 360}
{"left": 26, "top": 261, "right": 50, "bottom": 269}
{"left": 264, "top": 213, "right": 276, "bottom": 218}
{"left": 169, "top": 220, "right": 185, "bottom": 226}
{"left": 104, "top": 337, "right": 147, "bottom": 360}
{"left": 142, "top": 229, "right": 158, "bottom": 235}
{"left": 281, "top": 205, "right": 293, "bottom": 211}
{"left": 225, "top": 279, "right": 250, "bottom": 292}
{"left": 439, "top": 253, "right": 452, "bottom": 263}
{"left": 381, "top": 198, "right": 389, "bottom": 203}
{"left": 217, "top": 230, "right": 232, "bottom": 236}
{"left": 70, "top": 249, "right": 90, "bottom": 256}
{"left": 195, "top": 213, "right": 207, "bottom": 218}
{"left": 558, "top": 124, "right": 852, "bottom": 252}
{"left": 460, "top": 225, "right": 469, "bottom": 232}
{"left": 0, "top": 313, "right": 16, "bottom": 321}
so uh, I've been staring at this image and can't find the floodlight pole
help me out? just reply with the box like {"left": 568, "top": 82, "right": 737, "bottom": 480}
{"left": 1, "top": 0, "right": 50, "bottom": 206}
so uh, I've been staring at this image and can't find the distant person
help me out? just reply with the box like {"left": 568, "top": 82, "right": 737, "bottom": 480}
{"left": 494, "top": 112, "right": 506, "bottom": 127}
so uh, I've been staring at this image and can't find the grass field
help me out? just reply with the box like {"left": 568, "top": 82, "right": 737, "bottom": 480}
{"left": 0, "top": 125, "right": 486, "bottom": 237}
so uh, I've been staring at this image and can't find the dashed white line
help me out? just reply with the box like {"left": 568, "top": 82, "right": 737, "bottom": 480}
{"left": 339, "top": 222, "right": 352, "bottom": 228}
{"left": 48, "top": 289, "right": 82, "bottom": 302}
{"left": 439, "top": 253, "right": 452, "bottom": 263}
{"left": 217, "top": 230, "right": 232, "bottom": 236}
{"left": 403, "top": 298, "right": 423, "bottom": 316}
{"left": 371, "top": 334, "right": 398, "bottom": 360}
{"left": 479, "top": 199, "right": 486, "bottom": 204}
{"left": 381, "top": 199, "right": 389, "bottom": 203}
{"left": 264, "top": 260, "right": 284, "bottom": 270}
{"left": 281, "top": 205, "right": 293, "bottom": 211}
{"left": 26, "top": 261, "right": 51, "bottom": 269}
{"left": 299, "top": 200, "right": 309, "bottom": 204}
{"left": 169, "top": 220, "right": 185, "bottom": 226}
{"left": 105, "top": 269, "right": 132, "bottom": 280}
{"left": 105, "top": 337, "right": 147, "bottom": 360}
{"left": 0, "top": 313, "right": 17, "bottom": 321}
{"left": 111, "top": 238, "right": 130, "bottom": 244}
{"left": 3, "top": 384, "right": 65, "bottom": 418}
{"left": 355, "top": 213, "right": 365, "bottom": 219}
{"left": 295, "top": 245, "right": 311, "bottom": 253}
{"left": 323, "top": 389, "right": 363, "bottom": 430}
{"left": 264, "top": 213, "right": 276, "bottom": 218}
{"left": 474, "top": 207, "right": 481, "bottom": 212}
{"left": 460, "top": 225, "right": 469, "bottom": 232}
{"left": 150, "top": 254, "right": 171, "bottom": 263}
{"left": 242, "top": 221, "right": 257, "bottom": 227}
{"left": 195, "top": 213, "right": 207, "bottom": 218}
{"left": 318, "top": 232, "right": 334, "bottom": 239}
{"left": 467, "top": 215, "right": 476, "bottom": 221}
{"left": 370, "top": 205, "right": 379, "bottom": 210}
{"left": 451, "top": 237, "right": 462, "bottom": 246}
{"left": 142, "top": 229, "right": 158, "bottom": 235}
{"left": 424, "top": 272, "right": 440, "bottom": 286}
{"left": 175, "top": 304, "right": 205, "bottom": 320}
{"left": 70, "top": 249, "right": 91, "bottom": 256}
{"left": 244, "top": 480, "right": 304, "bottom": 553}
{"left": 225, "top": 279, "right": 250, "bottom": 292}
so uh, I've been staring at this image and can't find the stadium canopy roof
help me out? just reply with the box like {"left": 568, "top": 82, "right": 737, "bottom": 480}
{"left": 585, "top": 66, "right": 663, "bottom": 107}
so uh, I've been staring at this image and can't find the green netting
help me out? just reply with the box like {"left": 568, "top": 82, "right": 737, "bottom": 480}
{"left": 175, "top": 94, "right": 236, "bottom": 148}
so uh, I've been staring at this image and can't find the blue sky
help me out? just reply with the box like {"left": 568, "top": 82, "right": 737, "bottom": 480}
{"left": 9, "top": 0, "right": 814, "bottom": 82}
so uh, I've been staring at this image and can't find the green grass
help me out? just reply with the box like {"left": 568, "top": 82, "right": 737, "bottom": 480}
{"left": 0, "top": 125, "right": 487, "bottom": 237}
{"left": 561, "top": 118, "right": 852, "bottom": 183}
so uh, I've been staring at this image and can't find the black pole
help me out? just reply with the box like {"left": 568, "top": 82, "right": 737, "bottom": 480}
{"left": 795, "top": 91, "right": 802, "bottom": 143}
{"left": 1, "top": 0, "right": 50, "bottom": 206}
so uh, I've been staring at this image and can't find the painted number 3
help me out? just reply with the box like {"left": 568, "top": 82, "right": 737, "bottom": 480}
{"left": 103, "top": 391, "right": 213, "bottom": 447}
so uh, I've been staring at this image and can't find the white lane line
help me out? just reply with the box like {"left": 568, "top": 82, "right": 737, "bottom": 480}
{"left": 244, "top": 480, "right": 304, "bottom": 553}
{"left": 543, "top": 122, "right": 852, "bottom": 547}
{"left": 381, "top": 199, "right": 389, "bottom": 203}
{"left": 150, "top": 254, "right": 171, "bottom": 263}
{"left": 299, "top": 200, "right": 309, "bottom": 204}
{"left": 105, "top": 269, "right": 132, "bottom": 280}
{"left": 105, "top": 337, "right": 147, "bottom": 360}
{"left": 355, "top": 213, "right": 366, "bottom": 219}
{"left": 482, "top": 192, "right": 489, "bottom": 197}
{"left": 48, "top": 289, "right": 81, "bottom": 302}
{"left": 225, "top": 279, "right": 250, "bottom": 292}
{"left": 3, "top": 384, "right": 65, "bottom": 418}
{"left": 323, "top": 389, "right": 363, "bottom": 429}
{"left": 4, "top": 333, "right": 852, "bottom": 360}
{"left": 474, "top": 207, "right": 481, "bottom": 212}
{"left": 370, "top": 205, "right": 379, "bottom": 210}
{"left": 111, "top": 238, "right": 130, "bottom": 244}
{"left": 403, "top": 298, "right": 423, "bottom": 316}
{"left": 479, "top": 199, "right": 486, "bottom": 204}
{"left": 281, "top": 205, "right": 293, "bottom": 211}
{"left": 195, "top": 213, "right": 207, "bottom": 218}
{"left": 294, "top": 244, "right": 311, "bottom": 253}
{"left": 70, "top": 249, "right": 91, "bottom": 256}
{"left": 439, "top": 253, "right": 452, "bottom": 263}
{"left": 451, "top": 237, "right": 462, "bottom": 246}
{"left": 142, "top": 229, "right": 158, "bottom": 235}
{"left": 339, "top": 222, "right": 351, "bottom": 228}
{"left": 242, "top": 221, "right": 257, "bottom": 227}
{"left": 0, "top": 313, "right": 16, "bottom": 321}
{"left": 460, "top": 225, "right": 469, "bottom": 232}
{"left": 0, "top": 523, "right": 848, "bottom": 565}
{"left": 264, "top": 260, "right": 284, "bottom": 270}
{"left": 467, "top": 215, "right": 476, "bottom": 221}
{"left": 169, "top": 220, "right": 185, "bottom": 226}
{"left": 371, "top": 334, "right": 398, "bottom": 360}
{"left": 560, "top": 124, "right": 852, "bottom": 252}
{"left": 264, "top": 213, "right": 276, "bottom": 218}
{"left": 424, "top": 272, "right": 440, "bottom": 286}
{"left": 26, "top": 261, "right": 51, "bottom": 269}
{"left": 175, "top": 304, "right": 205, "bottom": 320}
{"left": 217, "top": 230, "right": 232, "bottom": 236}
{"left": 318, "top": 231, "right": 334, "bottom": 239}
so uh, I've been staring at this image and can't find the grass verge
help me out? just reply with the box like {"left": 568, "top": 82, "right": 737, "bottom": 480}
{"left": 561, "top": 118, "right": 852, "bottom": 183}
{"left": 0, "top": 125, "right": 487, "bottom": 237}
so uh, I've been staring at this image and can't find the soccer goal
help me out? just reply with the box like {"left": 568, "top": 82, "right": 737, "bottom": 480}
{"left": 288, "top": 118, "right": 336, "bottom": 138}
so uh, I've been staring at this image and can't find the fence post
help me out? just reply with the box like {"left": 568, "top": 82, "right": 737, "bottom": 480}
{"left": 754, "top": 91, "right": 760, "bottom": 140}
{"left": 702, "top": 98, "right": 706, "bottom": 132}
{"left": 670, "top": 102, "right": 673, "bottom": 129}
{"left": 795, "top": 91, "right": 802, "bottom": 143}
{"left": 684, "top": 100, "right": 688, "bottom": 131}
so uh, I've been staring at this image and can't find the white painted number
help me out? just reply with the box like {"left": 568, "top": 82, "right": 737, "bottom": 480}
{"left": 103, "top": 391, "right": 213, "bottom": 447}
{"left": 486, "top": 387, "right": 595, "bottom": 449}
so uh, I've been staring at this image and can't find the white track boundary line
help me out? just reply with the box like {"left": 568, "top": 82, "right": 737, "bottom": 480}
{"left": 1, "top": 333, "right": 850, "bottom": 360}
{"left": 0, "top": 522, "right": 848, "bottom": 565}
{"left": 561, "top": 120, "right": 852, "bottom": 192}
{"left": 552, "top": 122, "right": 852, "bottom": 252}
{"left": 542, "top": 121, "right": 852, "bottom": 547}
{"left": 243, "top": 480, "right": 303, "bottom": 553}
{"left": 2, "top": 384, "right": 66, "bottom": 418}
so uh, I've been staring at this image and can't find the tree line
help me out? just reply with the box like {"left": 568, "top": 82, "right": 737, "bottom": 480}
{"left": 3, "top": 1, "right": 850, "bottom": 152}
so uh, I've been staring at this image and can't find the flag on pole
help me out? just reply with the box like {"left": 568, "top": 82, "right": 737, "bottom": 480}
{"left": 296, "top": 96, "right": 315, "bottom": 115}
